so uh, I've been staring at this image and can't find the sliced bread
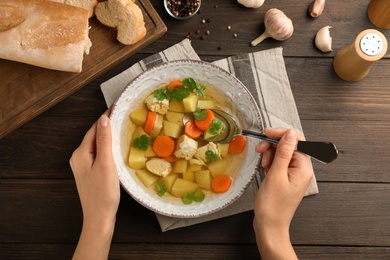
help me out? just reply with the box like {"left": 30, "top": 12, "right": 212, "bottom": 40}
{"left": 95, "top": 0, "right": 147, "bottom": 45}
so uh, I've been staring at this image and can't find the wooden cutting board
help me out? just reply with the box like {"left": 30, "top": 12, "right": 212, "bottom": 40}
{"left": 0, "top": 0, "right": 167, "bottom": 139}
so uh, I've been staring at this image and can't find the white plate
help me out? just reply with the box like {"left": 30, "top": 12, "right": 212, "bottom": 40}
{"left": 110, "top": 60, "right": 263, "bottom": 218}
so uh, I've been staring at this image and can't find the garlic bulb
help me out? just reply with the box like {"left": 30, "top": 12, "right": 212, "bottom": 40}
{"left": 315, "top": 26, "right": 332, "bottom": 52}
{"left": 237, "top": 0, "right": 265, "bottom": 8}
{"left": 251, "top": 8, "right": 294, "bottom": 46}
{"left": 309, "top": 0, "right": 326, "bottom": 18}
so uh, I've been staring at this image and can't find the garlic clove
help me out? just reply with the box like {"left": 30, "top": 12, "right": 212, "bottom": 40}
{"left": 315, "top": 25, "right": 333, "bottom": 52}
{"left": 309, "top": 0, "right": 326, "bottom": 18}
{"left": 237, "top": 0, "right": 265, "bottom": 8}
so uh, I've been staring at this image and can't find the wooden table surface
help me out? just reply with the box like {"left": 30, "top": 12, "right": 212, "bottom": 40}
{"left": 1, "top": 0, "right": 389, "bottom": 259}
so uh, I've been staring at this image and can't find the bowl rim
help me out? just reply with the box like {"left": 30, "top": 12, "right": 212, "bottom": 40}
{"left": 110, "top": 59, "right": 263, "bottom": 218}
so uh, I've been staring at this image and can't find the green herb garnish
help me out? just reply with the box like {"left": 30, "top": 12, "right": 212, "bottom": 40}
{"left": 168, "top": 87, "right": 190, "bottom": 101}
{"left": 193, "top": 108, "right": 207, "bottom": 121}
{"left": 132, "top": 134, "right": 150, "bottom": 151}
{"left": 156, "top": 180, "right": 167, "bottom": 196}
{"left": 208, "top": 120, "right": 223, "bottom": 135}
{"left": 205, "top": 150, "right": 219, "bottom": 162}
{"left": 182, "top": 78, "right": 206, "bottom": 97}
{"left": 153, "top": 89, "right": 169, "bottom": 101}
{"left": 183, "top": 192, "right": 195, "bottom": 204}
{"left": 193, "top": 189, "right": 205, "bottom": 202}
{"left": 182, "top": 189, "right": 205, "bottom": 204}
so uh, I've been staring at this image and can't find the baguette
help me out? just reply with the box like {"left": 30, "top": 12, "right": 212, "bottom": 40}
{"left": 49, "top": 0, "right": 98, "bottom": 18}
{"left": 96, "top": 0, "right": 146, "bottom": 45}
{"left": 0, "top": 0, "right": 91, "bottom": 73}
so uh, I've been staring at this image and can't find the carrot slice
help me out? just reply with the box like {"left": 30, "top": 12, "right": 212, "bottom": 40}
{"left": 184, "top": 121, "right": 202, "bottom": 139}
{"left": 144, "top": 111, "right": 156, "bottom": 134}
{"left": 194, "top": 109, "right": 215, "bottom": 131}
{"left": 153, "top": 135, "right": 175, "bottom": 157}
{"left": 167, "top": 80, "right": 183, "bottom": 89}
{"left": 212, "top": 174, "right": 232, "bottom": 193}
{"left": 228, "top": 135, "right": 247, "bottom": 154}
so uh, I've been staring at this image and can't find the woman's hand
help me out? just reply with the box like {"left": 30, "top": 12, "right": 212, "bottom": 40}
{"left": 253, "top": 128, "right": 314, "bottom": 259}
{"left": 70, "top": 112, "right": 120, "bottom": 260}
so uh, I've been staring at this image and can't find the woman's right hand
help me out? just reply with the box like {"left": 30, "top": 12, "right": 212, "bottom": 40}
{"left": 253, "top": 128, "right": 314, "bottom": 259}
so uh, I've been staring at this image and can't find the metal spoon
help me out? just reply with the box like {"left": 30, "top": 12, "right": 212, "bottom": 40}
{"left": 183, "top": 109, "right": 338, "bottom": 164}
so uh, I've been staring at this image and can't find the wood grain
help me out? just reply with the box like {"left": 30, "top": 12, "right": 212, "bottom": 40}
{"left": 0, "top": 0, "right": 389, "bottom": 259}
{"left": 0, "top": 0, "right": 167, "bottom": 139}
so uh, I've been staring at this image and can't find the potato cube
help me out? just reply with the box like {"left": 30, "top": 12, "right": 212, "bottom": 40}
{"left": 187, "top": 164, "right": 203, "bottom": 172}
{"left": 197, "top": 100, "right": 215, "bottom": 109}
{"left": 171, "top": 178, "right": 199, "bottom": 198}
{"left": 218, "top": 143, "right": 229, "bottom": 158}
{"left": 131, "top": 126, "right": 149, "bottom": 142}
{"left": 144, "top": 146, "right": 156, "bottom": 157}
{"left": 166, "top": 111, "right": 185, "bottom": 127}
{"left": 163, "top": 120, "right": 183, "bottom": 138}
{"left": 183, "top": 93, "right": 198, "bottom": 112}
{"left": 172, "top": 159, "right": 188, "bottom": 174}
{"left": 162, "top": 174, "right": 179, "bottom": 192}
{"left": 183, "top": 171, "right": 195, "bottom": 182}
{"left": 130, "top": 107, "right": 148, "bottom": 126}
{"left": 169, "top": 101, "right": 185, "bottom": 113}
{"left": 136, "top": 169, "right": 158, "bottom": 188}
{"left": 208, "top": 159, "right": 227, "bottom": 178}
{"left": 195, "top": 170, "right": 211, "bottom": 190}
{"left": 128, "top": 146, "right": 146, "bottom": 169}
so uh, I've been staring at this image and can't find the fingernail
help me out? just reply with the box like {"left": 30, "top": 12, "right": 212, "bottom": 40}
{"left": 100, "top": 115, "right": 109, "bottom": 127}
{"left": 284, "top": 129, "right": 296, "bottom": 143}
{"left": 261, "top": 154, "right": 269, "bottom": 168}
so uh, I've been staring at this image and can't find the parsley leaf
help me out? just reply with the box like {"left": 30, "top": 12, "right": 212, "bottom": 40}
{"left": 193, "top": 189, "right": 205, "bottom": 202}
{"left": 153, "top": 89, "right": 169, "bottom": 101}
{"left": 132, "top": 134, "right": 150, "bottom": 151}
{"left": 168, "top": 87, "right": 190, "bottom": 101}
{"left": 156, "top": 180, "right": 167, "bottom": 196}
{"left": 208, "top": 120, "right": 223, "bottom": 135}
{"left": 182, "top": 189, "right": 205, "bottom": 204}
{"left": 193, "top": 108, "right": 207, "bottom": 121}
{"left": 205, "top": 150, "right": 219, "bottom": 162}
{"left": 182, "top": 192, "right": 195, "bottom": 204}
{"left": 182, "top": 78, "right": 205, "bottom": 97}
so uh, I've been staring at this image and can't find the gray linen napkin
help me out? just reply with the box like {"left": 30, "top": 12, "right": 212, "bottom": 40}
{"left": 101, "top": 39, "right": 318, "bottom": 232}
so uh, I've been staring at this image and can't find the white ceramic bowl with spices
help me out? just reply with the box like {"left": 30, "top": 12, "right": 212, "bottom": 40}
{"left": 110, "top": 60, "right": 263, "bottom": 218}
{"left": 164, "top": 0, "right": 201, "bottom": 20}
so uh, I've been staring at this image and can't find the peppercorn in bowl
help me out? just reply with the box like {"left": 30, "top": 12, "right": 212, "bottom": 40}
{"left": 164, "top": 0, "right": 201, "bottom": 20}
{"left": 110, "top": 60, "right": 263, "bottom": 218}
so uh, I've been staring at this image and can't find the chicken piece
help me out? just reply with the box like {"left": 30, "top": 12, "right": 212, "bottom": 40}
{"left": 174, "top": 135, "right": 198, "bottom": 160}
{"left": 194, "top": 142, "right": 221, "bottom": 163}
{"left": 144, "top": 94, "right": 169, "bottom": 114}
{"left": 188, "top": 158, "right": 205, "bottom": 166}
{"left": 146, "top": 158, "right": 172, "bottom": 177}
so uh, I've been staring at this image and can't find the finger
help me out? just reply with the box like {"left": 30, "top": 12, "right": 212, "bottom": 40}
{"left": 261, "top": 147, "right": 275, "bottom": 170}
{"left": 255, "top": 140, "right": 272, "bottom": 153}
{"left": 269, "top": 129, "right": 297, "bottom": 174}
{"left": 264, "top": 127, "right": 305, "bottom": 141}
{"left": 95, "top": 114, "right": 113, "bottom": 165}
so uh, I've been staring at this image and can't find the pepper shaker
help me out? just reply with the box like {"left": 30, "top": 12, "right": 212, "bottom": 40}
{"left": 333, "top": 29, "right": 388, "bottom": 82}
{"left": 367, "top": 0, "right": 390, "bottom": 29}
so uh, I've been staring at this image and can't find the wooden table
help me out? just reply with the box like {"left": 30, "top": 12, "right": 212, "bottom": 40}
{"left": 1, "top": 0, "right": 389, "bottom": 258}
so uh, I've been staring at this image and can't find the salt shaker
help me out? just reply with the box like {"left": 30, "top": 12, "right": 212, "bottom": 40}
{"left": 333, "top": 29, "right": 388, "bottom": 82}
{"left": 367, "top": 0, "right": 390, "bottom": 29}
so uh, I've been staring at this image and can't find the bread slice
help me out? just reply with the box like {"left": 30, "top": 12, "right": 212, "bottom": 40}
{"left": 50, "top": 0, "right": 98, "bottom": 17}
{"left": 0, "top": 0, "right": 91, "bottom": 72}
{"left": 96, "top": 0, "right": 147, "bottom": 45}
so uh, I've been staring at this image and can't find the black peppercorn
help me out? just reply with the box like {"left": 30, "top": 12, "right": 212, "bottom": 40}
{"left": 166, "top": 0, "right": 201, "bottom": 19}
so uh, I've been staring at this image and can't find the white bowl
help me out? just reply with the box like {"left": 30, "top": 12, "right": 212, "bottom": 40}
{"left": 110, "top": 60, "right": 263, "bottom": 218}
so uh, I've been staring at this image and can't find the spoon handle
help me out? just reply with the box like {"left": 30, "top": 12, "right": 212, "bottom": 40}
{"left": 241, "top": 130, "right": 338, "bottom": 164}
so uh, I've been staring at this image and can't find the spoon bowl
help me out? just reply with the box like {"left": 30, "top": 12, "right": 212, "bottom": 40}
{"left": 184, "top": 109, "right": 338, "bottom": 164}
